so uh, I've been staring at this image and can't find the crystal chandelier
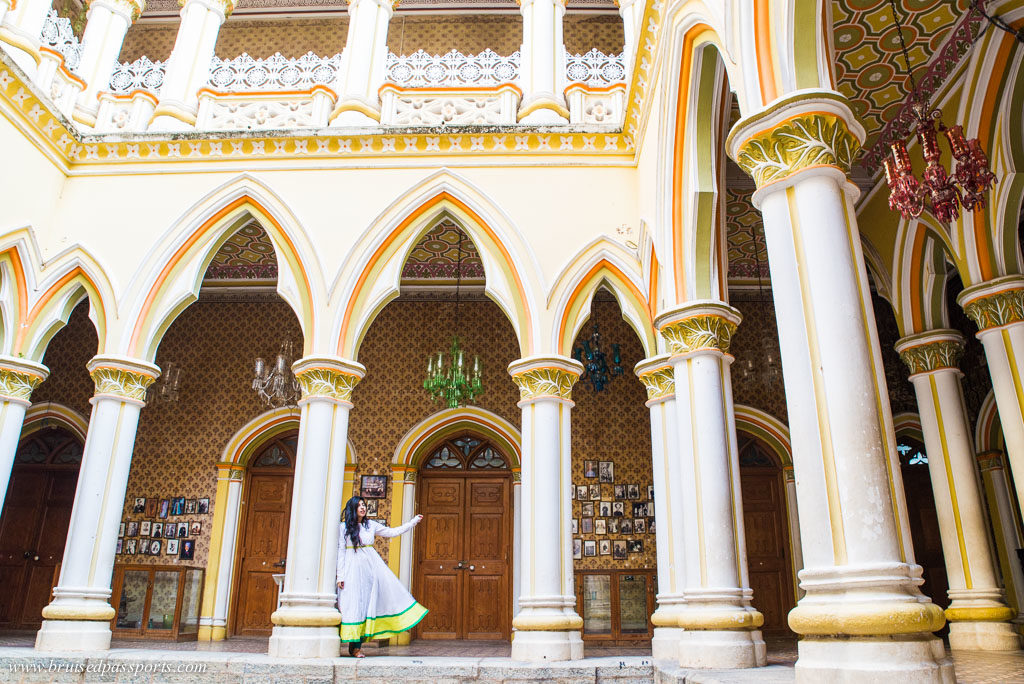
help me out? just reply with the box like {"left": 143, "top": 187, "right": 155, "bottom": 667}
{"left": 252, "top": 340, "right": 301, "bottom": 408}
{"left": 146, "top": 362, "right": 181, "bottom": 404}
{"left": 423, "top": 232, "right": 484, "bottom": 408}
{"left": 573, "top": 321, "right": 623, "bottom": 392}
{"left": 882, "top": 0, "right": 996, "bottom": 223}
{"left": 739, "top": 227, "right": 781, "bottom": 390}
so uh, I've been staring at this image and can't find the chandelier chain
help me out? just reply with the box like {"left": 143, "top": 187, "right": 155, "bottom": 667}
{"left": 887, "top": 0, "right": 918, "bottom": 95}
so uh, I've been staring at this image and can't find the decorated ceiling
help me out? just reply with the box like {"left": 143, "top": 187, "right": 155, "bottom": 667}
{"left": 725, "top": 185, "right": 770, "bottom": 283}
{"left": 205, "top": 223, "right": 278, "bottom": 280}
{"left": 831, "top": 0, "right": 971, "bottom": 163}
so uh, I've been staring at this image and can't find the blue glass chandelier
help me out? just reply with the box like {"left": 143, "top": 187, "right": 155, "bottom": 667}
{"left": 573, "top": 322, "right": 623, "bottom": 392}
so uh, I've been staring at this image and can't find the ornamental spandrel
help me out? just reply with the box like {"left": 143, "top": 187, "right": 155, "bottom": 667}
{"left": 733, "top": 113, "right": 860, "bottom": 189}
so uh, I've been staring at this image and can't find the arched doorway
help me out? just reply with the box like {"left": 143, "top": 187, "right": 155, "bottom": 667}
{"left": 737, "top": 431, "right": 796, "bottom": 636}
{"left": 230, "top": 432, "right": 297, "bottom": 636}
{"left": 0, "top": 427, "right": 82, "bottom": 628}
{"left": 413, "top": 434, "right": 513, "bottom": 640}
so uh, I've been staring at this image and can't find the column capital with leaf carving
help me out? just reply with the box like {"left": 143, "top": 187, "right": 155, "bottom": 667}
{"left": 88, "top": 0, "right": 146, "bottom": 22}
{"left": 655, "top": 301, "right": 741, "bottom": 357}
{"left": 292, "top": 356, "right": 365, "bottom": 404}
{"left": 634, "top": 354, "right": 674, "bottom": 403}
{"left": 957, "top": 276, "right": 1024, "bottom": 332}
{"left": 87, "top": 355, "right": 160, "bottom": 406}
{"left": 726, "top": 91, "right": 864, "bottom": 206}
{"left": 976, "top": 450, "right": 1005, "bottom": 472}
{"left": 894, "top": 329, "right": 965, "bottom": 377}
{"left": 176, "top": 0, "right": 236, "bottom": 18}
{"left": 0, "top": 356, "right": 49, "bottom": 405}
{"left": 507, "top": 355, "right": 582, "bottom": 403}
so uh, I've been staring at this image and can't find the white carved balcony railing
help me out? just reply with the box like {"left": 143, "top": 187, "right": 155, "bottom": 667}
{"left": 379, "top": 84, "right": 520, "bottom": 126}
{"left": 385, "top": 49, "right": 520, "bottom": 88}
{"left": 195, "top": 87, "right": 337, "bottom": 131}
{"left": 40, "top": 9, "right": 82, "bottom": 71}
{"left": 206, "top": 52, "right": 344, "bottom": 92}
{"left": 109, "top": 56, "right": 167, "bottom": 95}
{"left": 564, "top": 48, "right": 626, "bottom": 87}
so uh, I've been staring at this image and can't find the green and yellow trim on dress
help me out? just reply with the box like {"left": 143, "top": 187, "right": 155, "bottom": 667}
{"left": 340, "top": 601, "right": 429, "bottom": 642}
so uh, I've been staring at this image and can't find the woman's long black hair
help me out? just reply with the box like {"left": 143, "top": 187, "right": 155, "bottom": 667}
{"left": 342, "top": 496, "right": 367, "bottom": 549}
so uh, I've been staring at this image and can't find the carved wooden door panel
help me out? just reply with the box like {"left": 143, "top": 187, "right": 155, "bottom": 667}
{"left": 0, "top": 469, "right": 48, "bottom": 628}
{"left": 462, "top": 478, "right": 509, "bottom": 639}
{"left": 414, "top": 477, "right": 463, "bottom": 639}
{"left": 19, "top": 471, "right": 77, "bottom": 628}
{"left": 740, "top": 468, "right": 794, "bottom": 635}
{"left": 235, "top": 472, "right": 292, "bottom": 636}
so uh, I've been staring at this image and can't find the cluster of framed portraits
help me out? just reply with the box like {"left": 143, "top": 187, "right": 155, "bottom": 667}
{"left": 118, "top": 496, "right": 209, "bottom": 561}
{"left": 573, "top": 460, "right": 655, "bottom": 561}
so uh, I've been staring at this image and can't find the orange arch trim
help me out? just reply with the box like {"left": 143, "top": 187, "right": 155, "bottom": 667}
{"left": 557, "top": 260, "right": 652, "bottom": 354}
{"left": 754, "top": 0, "right": 779, "bottom": 104}
{"left": 18, "top": 267, "right": 102, "bottom": 353}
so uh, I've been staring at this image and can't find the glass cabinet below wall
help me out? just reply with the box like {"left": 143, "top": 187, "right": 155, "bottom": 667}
{"left": 111, "top": 564, "right": 203, "bottom": 640}
{"left": 574, "top": 569, "right": 655, "bottom": 644}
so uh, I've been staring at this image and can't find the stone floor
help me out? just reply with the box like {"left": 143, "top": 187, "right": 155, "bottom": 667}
{"left": 0, "top": 632, "right": 1022, "bottom": 682}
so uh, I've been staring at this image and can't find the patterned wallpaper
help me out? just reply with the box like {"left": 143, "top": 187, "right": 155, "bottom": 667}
{"left": 729, "top": 294, "right": 787, "bottom": 424}
{"left": 33, "top": 302, "right": 96, "bottom": 418}
{"left": 120, "top": 13, "right": 621, "bottom": 63}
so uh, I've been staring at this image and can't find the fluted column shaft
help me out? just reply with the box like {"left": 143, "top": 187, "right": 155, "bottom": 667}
{"left": 268, "top": 357, "right": 364, "bottom": 658}
{"left": 517, "top": 0, "right": 568, "bottom": 124}
{"left": 328, "top": 0, "right": 393, "bottom": 126}
{"left": 728, "top": 92, "right": 949, "bottom": 682}
{"left": 35, "top": 356, "right": 159, "bottom": 652}
{"left": 636, "top": 355, "right": 687, "bottom": 660}
{"left": 508, "top": 355, "right": 583, "bottom": 662}
{"left": 149, "top": 0, "right": 235, "bottom": 131}
{"left": 0, "top": 357, "right": 48, "bottom": 514}
{"left": 73, "top": 0, "right": 144, "bottom": 124}
{"left": 896, "top": 330, "right": 1020, "bottom": 650}
{"left": 656, "top": 303, "right": 765, "bottom": 669}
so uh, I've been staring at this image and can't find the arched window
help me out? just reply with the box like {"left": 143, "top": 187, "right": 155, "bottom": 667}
{"left": 251, "top": 435, "right": 297, "bottom": 469}
{"left": 16, "top": 427, "right": 83, "bottom": 465}
{"left": 737, "top": 433, "right": 778, "bottom": 468}
{"left": 423, "top": 435, "right": 509, "bottom": 470}
{"left": 897, "top": 438, "right": 928, "bottom": 466}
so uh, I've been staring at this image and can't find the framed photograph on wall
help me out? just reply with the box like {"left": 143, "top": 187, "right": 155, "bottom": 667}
{"left": 583, "top": 540, "right": 597, "bottom": 557}
{"left": 125, "top": 539, "right": 136, "bottom": 555}
{"left": 571, "top": 518, "right": 578, "bottom": 534}
{"left": 197, "top": 498, "right": 210, "bottom": 514}
{"left": 628, "top": 539, "right": 643, "bottom": 554}
{"left": 649, "top": 518, "right": 656, "bottom": 534}
{"left": 612, "top": 540, "right": 627, "bottom": 560}
{"left": 598, "top": 461, "right": 614, "bottom": 483}
{"left": 598, "top": 501, "right": 611, "bottom": 517}
{"left": 612, "top": 502, "right": 624, "bottom": 517}
{"left": 581, "top": 502, "right": 594, "bottom": 517}
{"left": 139, "top": 539, "right": 150, "bottom": 555}
{"left": 151, "top": 522, "right": 163, "bottom": 538}
{"left": 620, "top": 519, "right": 633, "bottom": 535}
{"left": 608, "top": 518, "right": 620, "bottom": 534}
{"left": 365, "top": 500, "right": 378, "bottom": 516}
{"left": 118, "top": 522, "right": 125, "bottom": 538}
{"left": 165, "top": 524, "right": 176, "bottom": 539}
{"left": 573, "top": 538, "right": 582, "bottom": 559}
{"left": 177, "top": 522, "right": 188, "bottom": 537}
{"left": 145, "top": 499, "right": 158, "bottom": 517}
{"left": 159, "top": 499, "right": 170, "bottom": 518}
{"left": 139, "top": 521, "right": 151, "bottom": 537}
{"left": 149, "top": 540, "right": 162, "bottom": 555}
{"left": 116, "top": 539, "right": 122, "bottom": 554}
{"left": 171, "top": 497, "right": 185, "bottom": 516}
{"left": 167, "top": 539, "right": 179, "bottom": 555}
{"left": 599, "top": 539, "right": 611, "bottom": 555}
{"left": 361, "top": 475, "right": 387, "bottom": 498}
{"left": 614, "top": 484, "right": 626, "bottom": 500}
{"left": 126, "top": 521, "right": 138, "bottom": 537}
{"left": 190, "top": 521, "right": 202, "bottom": 536}
{"left": 575, "top": 485, "right": 587, "bottom": 500}
{"left": 627, "top": 484, "right": 640, "bottom": 500}
{"left": 589, "top": 483, "right": 600, "bottom": 500}
{"left": 581, "top": 517, "right": 594, "bottom": 534}
{"left": 185, "top": 499, "right": 197, "bottom": 514}
{"left": 634, "top": 518, "right": 646, "bottom": 534}
{"left": 584, "top": 460, "right": 598, "bottom": 478}
{"left": 595, "top": 519, "right": 606, "bottom": 535}
{"left": 648, "top": 485, "right": 655, "bottom": 501}
{"left": 180, "top": 539, "right": 195, "bottom": 560}
{"left": 132, "top": 497, "right": 146, "bottom": 514}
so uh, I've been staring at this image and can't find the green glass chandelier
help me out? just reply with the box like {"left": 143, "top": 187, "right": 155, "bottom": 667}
{"left": 423, "top": 232, "right": 484, "bottom": 408}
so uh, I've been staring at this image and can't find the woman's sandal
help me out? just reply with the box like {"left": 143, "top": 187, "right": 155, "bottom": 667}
{"left": 352, "top": 649, "right": 365, "bottom": 658}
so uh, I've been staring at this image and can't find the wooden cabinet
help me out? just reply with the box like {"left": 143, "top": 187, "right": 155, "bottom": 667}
{"left": 574, "top": 569, "right": 655, "bottom": 644}
{"left": 111, "top": 564, "right": 203, "bottom": 641}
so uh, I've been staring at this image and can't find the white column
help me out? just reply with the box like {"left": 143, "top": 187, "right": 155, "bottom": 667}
{"left": 616, "top": 0, "right": 643, "bottom": 74}
{"left": 896, "top": 330, "right": 1020, "bottom": 650}
{"left": 508, "top": 355, "right": 583, "bottom": 661}
{"left": 268, "top": 357, "right": 364, "bottom": 659}
{"left": 958, "top": 277, "right": 1024, "bottom": 520}
{"left": 0, "top": 0, "right": 53, "bottom": 76}
{"left": 328, "top": 0, "right": 392, "bottom": 127}
{"left": 655, "top": 303, "right": 766, "bottom": 669}
{"left": 729, "top": 93, "right": 950, "bottom": 681}
{"left": 35, "top": 356, "right": 158, "bottom": 651}
{"left": 635, "top": 355, "right": 687, "bottom": 660}
{"left": 149, "top": 0, "right": 234, "bottom": 131}
{"left": 210, "top": 464, "right": 243, "bottom": 640}
{"left": 0, "top": 357, "right": 49, "bottom": 513}
{"left": 512, "top": 468, "right": 522, "bottom": 619}
{"left": 977, "top": 451, "right": 1024, "bottom": 625}
{"left": 517, "top": 0, "right": 568, "bottom": 124}
{"left": 397, "top": 470, "right": 416, "bottom": 590}
{"left": 73, "top": 0, "right": 144, "bottom": 125}
{"left": 783, "top": 466, "right": 804, "bottom": 600}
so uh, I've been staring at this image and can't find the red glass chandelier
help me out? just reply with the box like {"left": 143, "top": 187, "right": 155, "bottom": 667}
{"left": 882, "top": 0, "right": 996, "bottom": 223}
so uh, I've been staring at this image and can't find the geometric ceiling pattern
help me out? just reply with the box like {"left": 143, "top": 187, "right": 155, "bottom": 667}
{"left": 401, "top": 220, "right": 485, "bottom": 282}
{"left": 831, "top": 0, "right": 969, "bottom": 161}
{"left": 725, "top": 185, "right": 770, "bottom": 281}
{"left": 205, "top": 222, "right": 278, "bottom": 279}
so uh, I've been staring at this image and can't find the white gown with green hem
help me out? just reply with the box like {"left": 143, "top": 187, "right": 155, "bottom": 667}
{"left": 336, "top": 517, "right": 427, "bottom": 643}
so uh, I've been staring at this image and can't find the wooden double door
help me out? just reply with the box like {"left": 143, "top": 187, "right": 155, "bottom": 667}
{"left": 0, "top": 428, "right": 82, "bottom": 629}
{"left": 414, "top": 474, "right": 512, "bottom": 640}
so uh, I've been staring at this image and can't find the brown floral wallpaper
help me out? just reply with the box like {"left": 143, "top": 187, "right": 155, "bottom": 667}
{"left": 730, "top": 293, "right": 787, "bottom": 424}
{"left": 33, "top": 302, "right": 96, "bottom": 418}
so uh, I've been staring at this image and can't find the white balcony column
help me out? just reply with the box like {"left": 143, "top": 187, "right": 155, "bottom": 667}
{"left": 655, "top": 303, "right": 766, "bottom": 669}
{"left": 268, "top": 357, "right": 364, "bottom": 659}
{"left": 507, "top": 355, "right": 583, "bottom": 662}
{"left": 328, "top": 0, "right": 394, "bottom": 127}
{"left": 72, "top": 0, "right": 144, "bottom": 126}
{"left": 0, "top": 0, "right": 54, "bottom": 76}
{"left": 35, "top": 356, "right": 159, "bottom": 652}
{"left": 616, "top": 0, "right": 643, "bottom": 73}
{"left": 976, "top": 451, "right": 1024, "bottom": 625}
{"left": 0, "top": 357, "right": 49, "bottom": 514}
{"left": 958, "top": 277, "right": 1024, "bottom": 519}
{"left": 635, "top": 355, "right": 687, "bottom": 660}
{"left": 728, "top": 92, "right": 952, "bottom": 682}
{"left": 896, "top": 330, "right": 1021, "bottom": 651}
{"left": 149, "top": 0, "right": 235, "bottom": 131}
{"left": 517, "top": 0, "right": 568, "bottom": 124}
{"left": 200, "top": 462, "right": 243, "bottom": 641}
{"left": 783, "top": 466, "right": 804, "bottom": 600}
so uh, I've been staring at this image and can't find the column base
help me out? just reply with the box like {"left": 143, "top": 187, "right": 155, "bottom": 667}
{"left": 678, "top": 629, "right": 767, "bottom": 668}
{"left": 35, "top": 619, "right": 111, "bottom": 651}
{"left": 949, "top": 620, "right": 1022, "bottom": 651}
{"left": 267, "top": 625, "right": 342, "bottom": 658}
{"left": 652, "top": 626, "right": 683, "bottom": 660}
{"left": 510, "top": 629, "right": 583, "bottom": 662}
{"left": 796, "top": 635, "right": 954, "bottom": 683}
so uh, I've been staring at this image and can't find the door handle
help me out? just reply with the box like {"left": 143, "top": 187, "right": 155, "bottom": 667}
{"left": 455, "top": 560, "right": 465, "bottom": 569}
{"left": 23, "top": 550, "right": 34, "bottom": 559}
{"left": 273, "top": 560, "right": 286, "bottom": 568}
{"left": 468, "top": 565, "right": 475, "bottom": 571}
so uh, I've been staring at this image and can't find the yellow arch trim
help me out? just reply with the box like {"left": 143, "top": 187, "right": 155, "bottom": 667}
{"left": 892, "top": 411, "right": 925, "bottom": 446}
{"left": 21, "top": 402, "right": 88, "bottom": 442}
{"left": 975, "top": 391, "right": 1003, "bottom": 454}
{"left": 733, "top": 404, "right": 791, "bottom": 467}
{"left": 392, "top": 406, "right": 522, "bottom": 469}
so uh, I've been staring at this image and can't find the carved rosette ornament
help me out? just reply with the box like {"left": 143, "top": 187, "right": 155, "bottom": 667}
{"left": 0, "top": 359, "right": 48, "bottom": 402}
{"left": 655, "top": 302, "right": 742, "bottom": 356}
{"left": 727, "top": 92, "right": 865, "bottom": 191}
{"left": 507, "top": 356, "right": 583, "bottom": 401}
{"left": 293, "top": 358, "right": 366, "bottom": 402}
{"left": 895, "top": 331, "right": 964, "bottom": 376}
{"left": 634, "top": 356, "right": 674, "bottom": 401}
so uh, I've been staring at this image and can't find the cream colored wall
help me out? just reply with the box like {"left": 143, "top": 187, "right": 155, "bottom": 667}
{"left": 0, "top": 114, "right": 69, "bottom": 254}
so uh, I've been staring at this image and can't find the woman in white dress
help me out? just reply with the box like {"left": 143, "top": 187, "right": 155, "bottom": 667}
{"left": 336, "top": 496, "right": 427, "bottom": 657}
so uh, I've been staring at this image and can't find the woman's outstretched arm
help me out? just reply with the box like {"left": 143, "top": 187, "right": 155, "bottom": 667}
{"left": 336, "top": 521, "right": 354, "bottom": 587}
{"left": 372, "top": 514, "right": 423, "bottom": 538}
